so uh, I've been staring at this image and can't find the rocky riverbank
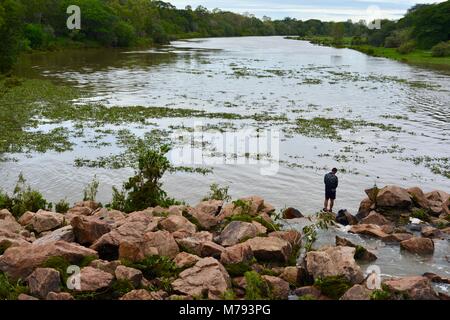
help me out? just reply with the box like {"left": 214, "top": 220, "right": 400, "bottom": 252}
{"left": 0, "top": 185, "right": 449, "bottom": 300}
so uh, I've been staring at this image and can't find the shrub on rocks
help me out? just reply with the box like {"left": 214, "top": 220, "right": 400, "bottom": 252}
{"left": 314, "top": 275, "right": 352, "bottom": 300}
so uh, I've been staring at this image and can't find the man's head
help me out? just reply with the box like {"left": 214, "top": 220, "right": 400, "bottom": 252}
{"left": 332, "top": 168, "right": 338, "bottom": 174}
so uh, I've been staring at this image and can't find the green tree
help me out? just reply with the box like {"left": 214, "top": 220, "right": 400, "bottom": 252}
{"left": 0, "top": 0, "right": 24, "bottom": 73}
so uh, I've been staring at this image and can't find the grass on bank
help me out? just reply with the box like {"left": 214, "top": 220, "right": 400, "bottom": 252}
{"left": 287, "top": 36, "right": 450, "bottom": 70}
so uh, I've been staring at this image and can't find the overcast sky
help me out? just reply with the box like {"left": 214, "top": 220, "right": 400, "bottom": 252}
{"left": 168, "top": 0, "right": 446, "bottom": 21}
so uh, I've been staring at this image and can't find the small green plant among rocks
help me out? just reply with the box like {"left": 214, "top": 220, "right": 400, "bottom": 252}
{"left": 83, "top": 176, "right": 100, "bottom": 202}
{"left": 0, "top": 272, "right": 29, "bottom": 300}
{"left": 244, "top": 271, "right": 272, "bottom": 300}
{"left": 203, "top": 183, "right": 231, "bottom": 202}
{"left": 302, "top": 211, "right": 335, "bottom": 252}
{"left": 0, "top": 173, "right": 50, "bottom": 218}
{"left": 370, "top": 288, "right": 392, "bottom": 300}
{"left": 314, "top": 275, "right": 352, "bottom": 300}
{"left": 55, "top": 199, "right": 70, "bottom": 213}
{"left": 110, "top": 145, "right": 179, "bottom": 212}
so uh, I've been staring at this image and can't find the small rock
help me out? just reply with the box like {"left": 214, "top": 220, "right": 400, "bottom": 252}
{"left": 159, "top": 215, "right": 197, "bottom": 234}
{"left": 33, "top": 226, "right": 74, "bottom": 245}
{"left": 361, "top": 211, "right": 390, "bottom": 226}
{"left": 294, "top": 286, "right": 321, "bottom": 299}
{"left": 30, "top": 210, "right": 65, "bottom": 233}
{"left": 356, "top": 198, "right": 373, "bottom": 220}
{"left": 174, "top": 252, "right": 201, "bottom": 269}
{"left": 120, "top": 289, "right": 165, "bottom": 300}
{"left": 18, "top": 293, "right": 39, "bottom": 300}
{"left": 407, "top": 187, "right": 429, "bottom": 209}
{"left": 220, "top": 243, "right": 254, "bottom": 265}
{"left": 382, "top": 233, "right": 414, "bottom": 243}
{"left": 349, "top": 224, "right": 389, "bottom": 239}
{"left": 172, "top": 257, "right": 231, "bottom": 300}
{"left": 280, "top": 267, "right": 301, "bottom": 287}
{"left": 78, "top": 267, "right": 114, "bottom": 291}
{"left": 340, "top": 284, "right": 371, "bottom": 300}
{"left": 217, "top": 221, "right": 258, "bottom": 247}
{"left": 115, "top": 265, "right": 143, "bottom": 287}
{"left": 336, "top": 209, "right": 358, "bottom": 226}
{"left": 71, "top": 215, "right": 112, "bottom": 246}
{"left": 383, "top": 276, "right": 439, "bottom": 300}
{"left": 89, "top": 259, "right": 121, "bottom": 274}
{"left": 305, "top": 246, "right": 364, "bottom": 285}
{"left": 422, "top": 272, "right": 450, "bottom": 284}
{"left": 282, "top": 208, "right": 303, "bottom": 219}
{"left": 27, "top": 268, "right": 61, "bottom": 299}
{"left": 335, "top": 236, "right": 377, "bottom": 262}
{"left": 243, "top": 237, "right": 292, "bottom": 263}
{"left": 421, "top": 226, "right": 443, "bottom": 239}
{"left": 262, "top": 275, "right": 289, "bottom": 299}
{"left": 269, "top": 230, "right": 301, "bottom": 248}
{"left": 200, "top": 241, "right": 225, "bottom": 259}
{"left": 46, "top": 292, "right": 74, "bottom": 300}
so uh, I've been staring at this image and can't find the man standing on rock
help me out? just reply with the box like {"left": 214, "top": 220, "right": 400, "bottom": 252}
{"left": 324, "top": 168, "right": 338, "bottom": 212}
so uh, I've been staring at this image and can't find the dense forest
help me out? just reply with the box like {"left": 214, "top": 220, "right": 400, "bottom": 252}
{"left": 0, "top": 0, "right": 449, "bottom": 73}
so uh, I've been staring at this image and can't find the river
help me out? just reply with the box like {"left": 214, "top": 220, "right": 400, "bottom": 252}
{"left": 2, "top": 36, "right": 450, "bottom": 287}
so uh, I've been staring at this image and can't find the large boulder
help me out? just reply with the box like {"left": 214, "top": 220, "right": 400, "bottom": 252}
{"left": 175, "top": 232, "right": 214, "bottom": 256}
{"left": 360, "top": 212, "right": 390, "bottom": 226}
{"left": 91, "top": 209, "right": 126, "bottom": 227}
{"left": 407, "top": 187, "right": 429, "bottom": 209}
{"left": 376, "top": 186, "right": 412, "bottom": 209}
{"left": 0, "top": 241, "right": 98, "bottom": 280}
{"left": 27, "top": 268, "right": 61, "bottom": 299}
{"left": 199, "top": 241, "right": 225, "bottom": 259}
{"left": 400, "top": 237, "right": 434, "bottom": 255}
{"left": 142, "top": 230, "right": 179, "bottom": 258}
{"left": 33, "top": 226, "right": 74, "bottom": 245}
{"left": 78, "top": 266, "right": 114, "bottom": 292}
{"left": 383, "top": 276, "right": 439, "bottom": 300}
{"left": 30, "top": 210, "right": 65, "bottom": 233}
{"left": 269, "top": 230, "right": 301, "bottom": 248}
{"left": 243, "top": 237, "right": 292, "bottom": 263}
{"left": 0, "top": 209, "right": 23, "bottom": 234}
{"left": 195, "top": 200, "right": 223, "bottom": 216}
{"left": 186, "top": 207, "right": 219, "bottom": 230}
{"left": 159, "top": 215, "right": 196, "bottom": 234}
{"left": 91, "top": 217, "right": 160, "bottom": 260}
{"left": 305, "top": 246, "right": 364, "bottom": 284}
{"left": 220, "top": 243, "right": 254, "bottom": 266}
{"left": 71, "top": 215, "right": 112, "bottom": 246}
{"left": 217, "top": 221, "right": 258, "bottom": 247}
{"left": 340, "top": 284, "right": 371, "bottom": 300}
{"left": 172, "top": 257, "right": 231, "bottom": 299}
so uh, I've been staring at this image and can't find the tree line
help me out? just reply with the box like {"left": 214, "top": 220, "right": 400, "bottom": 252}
{"left": 0, "top": 0, "right": 449, "bottom": 73}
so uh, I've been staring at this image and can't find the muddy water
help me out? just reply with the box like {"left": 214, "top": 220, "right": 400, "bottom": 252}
{"left": 3, "top": 36, "right": 449, "bottom": 284}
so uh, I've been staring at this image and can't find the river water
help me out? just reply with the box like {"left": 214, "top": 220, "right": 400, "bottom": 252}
{"left": 3, "top": 36, "right": 449, "bottom": 286}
